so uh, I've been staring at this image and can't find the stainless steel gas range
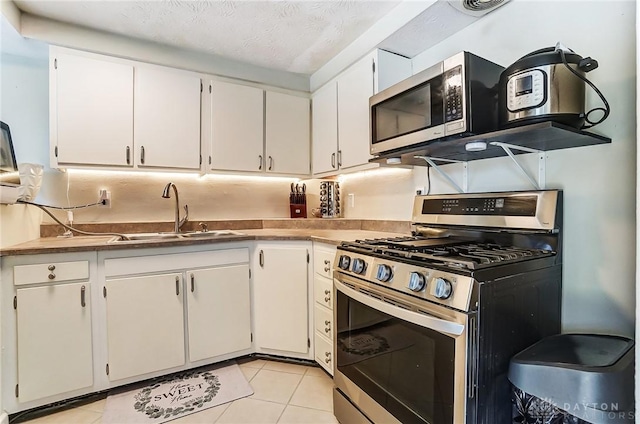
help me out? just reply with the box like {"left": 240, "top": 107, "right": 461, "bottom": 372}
{"left": 332, "top": 190, "right": 563, "bottom": 424}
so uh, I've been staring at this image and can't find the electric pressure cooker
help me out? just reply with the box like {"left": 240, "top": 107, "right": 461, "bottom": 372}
{"left": 499, "top": 43, "right": 609, "bottom": 130}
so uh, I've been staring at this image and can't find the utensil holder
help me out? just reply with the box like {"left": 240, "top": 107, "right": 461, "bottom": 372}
{"left": 319, "top": 181, "right": 340, "bottom": 218}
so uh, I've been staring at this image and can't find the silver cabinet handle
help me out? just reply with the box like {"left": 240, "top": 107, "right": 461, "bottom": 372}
{"left": 325, "top": 351, "right": 330, "bottom": 357}
{"left": 325, "top": 356, "right": 331, "bottom": 364}
{"left": 337, "top": 150, "right": 343, "bottom": 167}
{"left": 126, "top": 146, "right": 131, "bottom": 164}
{"left": 324, "top": 296, "right": 330, "bottom": 302}
{"left": 258, "top": 155, "right": 263, "bottom": 170}
{"left": 190, "top": 274, "right": 195, "bottom": 292}
{"left": 324, "top": 266, "right": 330, "bottom": 272}
{"left": 175, "top": 276, "right": 180, "bottom": 296}
{"left": 48, "top": 273, "right": 56, "bottom": 280}
{"left": 324, "top": 290, "right": 330, "bottom": 295}
{"left": 259, "top": 250, "right": 264, "bottom": 267}
{"left": 80, "top": 285, "right": 86, "bottom": 307}
{"left": 331, "top": 153, "right": 336, "bottom": 168}
{"left": 48, "top": 264, "right": 56, "bottom": 271}
{"left": 323, "top": 260, "right": 330, "bottom": 265}
{"left": 268, "top": 156, "right": 273, "bottom": 171}
{"left": 325, "top": 320, "right": 330, "bottom": 325}
{"left": 325, "top": 327, "right": 330, "bottom": 333}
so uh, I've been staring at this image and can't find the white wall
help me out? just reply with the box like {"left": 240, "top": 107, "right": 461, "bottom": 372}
{"left": 344, "top": 0, "right": 637, "bottom": 338}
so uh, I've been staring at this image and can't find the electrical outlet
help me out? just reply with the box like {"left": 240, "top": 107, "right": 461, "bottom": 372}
{"left": 98, "top": 189, "right": 111, "bottom": 208}
{"left": 348, "top": 193, "right": 355, "bottom": 208}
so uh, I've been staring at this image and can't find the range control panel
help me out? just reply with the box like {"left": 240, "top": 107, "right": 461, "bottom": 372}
{"left": 422, "top": 195, "right": 537, "bottom": 216}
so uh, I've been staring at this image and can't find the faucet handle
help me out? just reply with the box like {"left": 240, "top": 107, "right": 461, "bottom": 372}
{"left": 179, "top": 204, "right": 189, "bottom": 229}
{"left": 198, "top": 222, "right": 208, "bottom": 232}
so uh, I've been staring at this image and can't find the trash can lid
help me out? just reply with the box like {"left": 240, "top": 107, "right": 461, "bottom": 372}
{"left": 511, "top": 333, "right": 633, "bottom": 368}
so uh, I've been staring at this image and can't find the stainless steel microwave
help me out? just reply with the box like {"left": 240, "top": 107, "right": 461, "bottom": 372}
{"left": 370, "top": 51, "right": 504, "bottom": 155}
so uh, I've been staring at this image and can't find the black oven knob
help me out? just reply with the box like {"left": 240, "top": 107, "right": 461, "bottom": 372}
{"left": 351, "top": 258, "right": 366, "bottom": 274}
{"left": 338, "top": 255, "right": 351, "bottom": 270}
{"left": 375, "top": 264, "right": 393, "bottom": 282}
{"left": 408, "top": 272, "right": 426, "bottom": 292}
{"left": 434, "top": 277, "right": 453, "bottom": 299}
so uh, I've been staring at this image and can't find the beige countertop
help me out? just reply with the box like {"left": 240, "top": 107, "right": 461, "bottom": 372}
{"left": 0, "top": 228, "right": 408, "bottom": 256}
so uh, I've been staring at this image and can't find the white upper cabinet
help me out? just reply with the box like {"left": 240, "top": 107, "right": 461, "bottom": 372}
{"left": 52, "top": 51, "right": 134, "bottom": 167}
{"left": 134, "top": 67, "right": 202, "bottom": 170}
{"left": 208, "top": 80, "right": 265, "bottom": 172}
{"left": 265, "top": 91, "right": 310, "bottom": 175}
{"left": 312, "top": 49, "right": 411, "bottom": 176}
{"left": 312, "top": 82, "right": 339, "bottom": 175}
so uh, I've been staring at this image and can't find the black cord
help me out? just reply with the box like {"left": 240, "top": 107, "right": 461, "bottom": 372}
{"left": 17, "top": 199, "right": 103, "bottom": 210}
{"left": 559, "top": 49, "right": 610, "bottom": 129}
{"left": 426, "top": 166, "right": 432, "bottom": 195}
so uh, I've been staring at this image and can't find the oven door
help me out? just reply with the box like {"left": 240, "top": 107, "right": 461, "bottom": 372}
{"left": 333, "top": 276, "right": 470, "bottom": 424}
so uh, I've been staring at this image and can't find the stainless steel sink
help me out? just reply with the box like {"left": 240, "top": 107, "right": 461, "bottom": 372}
{"left": 108, "top": 230, "right": 245, "bottom": 243}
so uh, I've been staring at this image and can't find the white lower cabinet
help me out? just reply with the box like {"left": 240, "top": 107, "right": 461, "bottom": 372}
{"left": 187, "top": 265, "right": 251, "bottom": 362}
{"left": 102, "top": 247, "right": 251, "bottom": 382}
{"left": 105, "top": 272, "right": 186, "bottom": 381}
{"left": 253, "top": 242, "right": 312, "bottom": 358}
{"left": 312, "top": 243, "right": 337, "bottom": 375}
{"left": 16, "top": 282, "right": 94, "bottom": 403}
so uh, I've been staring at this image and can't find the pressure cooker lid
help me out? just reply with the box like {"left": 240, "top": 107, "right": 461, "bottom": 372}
{"left": 503, "top": 47, "right": 583, "bottom": 75}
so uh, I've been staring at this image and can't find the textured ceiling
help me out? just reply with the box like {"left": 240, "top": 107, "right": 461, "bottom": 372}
{"left": 13, "top": 0, "right": 402, "bottom": 75}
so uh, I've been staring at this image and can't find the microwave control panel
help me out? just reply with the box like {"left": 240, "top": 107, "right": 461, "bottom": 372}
{"left": 444, "top": 65, "right": 463, "bottom": 122}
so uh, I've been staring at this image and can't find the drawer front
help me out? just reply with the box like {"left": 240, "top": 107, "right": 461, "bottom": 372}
{"left": 314, "top": 304, "right": 333, "bottom": 339}
{"left": 314, "top": 275, "right": 332, "bottom": 309}
{"left": 14, "top": 261, "right": 89, "bottom": 286}
{"left": 314, "top": 249, "right": 334, "bottom": 278}
{"left": 314, "top": 332, "right": 333, "bottom": 375}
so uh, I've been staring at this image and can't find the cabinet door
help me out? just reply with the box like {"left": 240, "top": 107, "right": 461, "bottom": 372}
{"left": 311, "top": 82, "right": 338, "bottom": 174}
{"left": 187, "top": 265, "right": 251, "bottom": 362}
{"left": 54, "top": 52, "right": 133, "bottom": 166}
{"left": 337, "top": 55, "right": 374, "bottom": 170}
{"left": 106, "top": 273, "right": 185, "bottom": 381}
{"left": 265, "top": 92, "right": 310, "bottom": 175}
{"left": 135, "top": 67, "right": 201, "bottom": 170}
{"left": 254, "top": 246, "right": 309, "bottom": 354}
{"left": 210, "top": 81, "right": 264, "bottom": 172}
{"left": 16, "top": 283, "right": 93, "bottom": 402}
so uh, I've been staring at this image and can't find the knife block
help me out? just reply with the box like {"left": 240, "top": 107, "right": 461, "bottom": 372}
{"left": 290, "top": 203, "right": 307, "bottom": 218}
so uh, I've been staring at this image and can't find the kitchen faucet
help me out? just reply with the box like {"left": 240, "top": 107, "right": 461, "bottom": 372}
{"left": 161, "top": 182, "right": 189, "bottom": 233}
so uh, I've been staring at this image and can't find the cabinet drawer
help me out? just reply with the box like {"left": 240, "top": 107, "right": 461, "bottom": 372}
{"left": 314, "top": 304, "right": 333, "bottom": 339}
{"left": 314, "top": 249, "right": 334, "bottom": 278}
{"left": 314, "top": 275, "right": 333, "bottom": 309}
{"left": 314, "top": 332, "right": 333, "bottom": 375}
{"left": 14, "top": 261, "right": 89, "bottom": 286}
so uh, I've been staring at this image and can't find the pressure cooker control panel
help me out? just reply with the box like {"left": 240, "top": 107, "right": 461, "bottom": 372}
{"left": 507, "top": 69, "right": 547, "bottom": 112}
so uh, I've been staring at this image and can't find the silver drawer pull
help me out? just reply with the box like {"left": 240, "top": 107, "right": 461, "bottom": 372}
{"left": 324, "top": 296, "right": 330, "bottom": 302}
{"left": 325, "top": 357, "right": 331, "bottom": 364}
{"left": 324, "top": 259, "right": 330, "bottom": 265}
{"left": 324, "top": 289, "right": 330, "bottom": 295}
{"left": 48, "top": 273, "right": 56, "bottom": 280}
{"left": 325, "top": 327, "right": 330, "bottom": 333}
{"left": 324, "top": 320, "right": 330, "bottom": 325}
{"left": 48, "top": 264, "right": 56, "bottom": 271}
{"left": 325, "top": 352, "right": 330, "bottom": 357}
{"left": 80, "top": 285, "right": 86, "bottom": 307}
{"left": 324, "top": 266, "right": 330, "bottom": 272}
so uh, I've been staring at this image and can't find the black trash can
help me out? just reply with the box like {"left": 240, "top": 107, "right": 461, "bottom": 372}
{"left": 508, "top": 333, "right": 635, "bottom": 424}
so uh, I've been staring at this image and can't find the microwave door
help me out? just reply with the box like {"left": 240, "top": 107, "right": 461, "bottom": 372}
{"left": 371, "top": 72, "right": 445, "bottom": 155}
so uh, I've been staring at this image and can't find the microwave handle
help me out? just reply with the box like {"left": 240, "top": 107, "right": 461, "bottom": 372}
{"left": 335, "top": 279, "right": 464, "bottom": 336}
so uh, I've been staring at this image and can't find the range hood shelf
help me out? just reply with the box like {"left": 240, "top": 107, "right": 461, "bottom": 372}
{"left": 370, "top": 121, "right": 611, "bottom": 166}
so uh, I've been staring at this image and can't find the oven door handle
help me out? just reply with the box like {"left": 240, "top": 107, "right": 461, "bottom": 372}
{"left": 335, "top": 280, "right": 464, "bottom": 336}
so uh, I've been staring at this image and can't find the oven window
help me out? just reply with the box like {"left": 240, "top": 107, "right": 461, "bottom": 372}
{"left": 336, "top": 290, "right": 455, "bottom": 424}
{"left": 372, "top": 75, "right": 444, "bottom": 144}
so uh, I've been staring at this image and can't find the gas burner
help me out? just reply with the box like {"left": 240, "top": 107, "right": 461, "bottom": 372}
{"left": 342, "top": 239, "right": 555, "bottom": 270}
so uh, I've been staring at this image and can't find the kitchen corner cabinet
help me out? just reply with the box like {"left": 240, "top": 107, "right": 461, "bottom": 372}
{"left": 252, "top": 242, "right": 312, "bottom": 359}
{"left": 1, "top": 253, "right": 96, "bottom": 410}
{"left": 312, "top": 243, "right": 336, "bottom": 375}
{"left": 206, "top": 81, "right": 311, "bottom": 176}
{"left": 50, "top": 46, "right": 202, "bottom": 171}
{"left": 102, "top": 247, "right": 251, "bottom": 382}
{"left": 312, "top": 49, "right": 411, "bottom": 176}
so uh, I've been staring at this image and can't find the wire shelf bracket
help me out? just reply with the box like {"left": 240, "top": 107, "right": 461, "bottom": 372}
{"left": 414, "top": 156, "right": 468, "bottom": 193}
{"left": 489, "top": 142, "right": 546, "bottom": 190}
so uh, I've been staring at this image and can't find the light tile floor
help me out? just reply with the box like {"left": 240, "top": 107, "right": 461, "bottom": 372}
{"left": 17, "top": 359, "right": 338, "bottom": 424}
